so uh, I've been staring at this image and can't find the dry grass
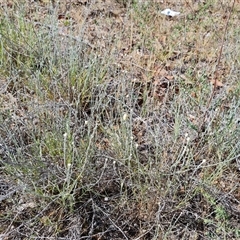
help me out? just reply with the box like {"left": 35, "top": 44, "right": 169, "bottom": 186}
{"left": 0, "top": 0, "right": 240, "bottom": 239}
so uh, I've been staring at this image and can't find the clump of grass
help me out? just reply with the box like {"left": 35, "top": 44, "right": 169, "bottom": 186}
{"left": 0, "top": 0, "right": 240, "bottom": 239}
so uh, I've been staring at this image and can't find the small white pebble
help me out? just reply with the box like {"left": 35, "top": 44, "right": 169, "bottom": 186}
{"left": 104, "top": 197, "right": 109, "bottom": 202}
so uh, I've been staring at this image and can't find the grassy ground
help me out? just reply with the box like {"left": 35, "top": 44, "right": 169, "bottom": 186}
{"left": 0, "top": 0, "right": 240, "bottom": 239}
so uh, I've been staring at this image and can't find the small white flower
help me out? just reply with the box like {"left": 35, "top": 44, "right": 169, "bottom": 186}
{"left": 123, "top": 113, "right": 128, "bottom": 121}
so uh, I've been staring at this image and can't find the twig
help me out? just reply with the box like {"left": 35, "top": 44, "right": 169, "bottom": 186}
{"left": 93, "top": 201, "right": 129, "bottom": 240}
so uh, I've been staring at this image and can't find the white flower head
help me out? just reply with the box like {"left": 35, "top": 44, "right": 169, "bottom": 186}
{"left": 123, "top": 113, "right": 128, "bottom": 121}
